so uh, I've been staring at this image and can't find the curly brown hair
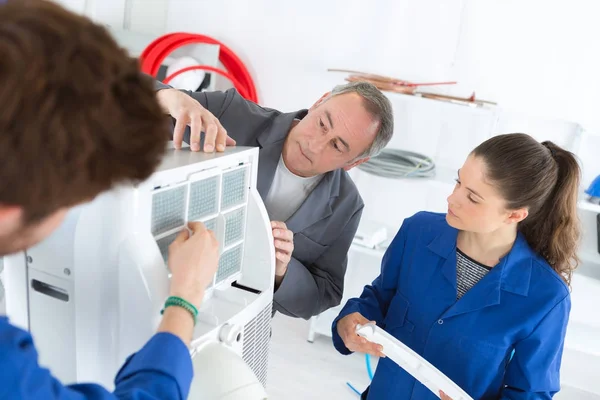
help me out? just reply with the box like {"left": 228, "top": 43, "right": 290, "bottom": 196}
{"left": 0, "top": 0, "right": 170, "bottom": 223}
{"left": 472, "top": 133, "right": 581, "bottom": 286}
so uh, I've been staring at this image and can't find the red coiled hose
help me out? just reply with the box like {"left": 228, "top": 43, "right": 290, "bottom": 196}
{"left": 140, "top": 32, "right": 258, "bottom": 103}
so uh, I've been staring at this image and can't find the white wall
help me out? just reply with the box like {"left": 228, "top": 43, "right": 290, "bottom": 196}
{"left": 164, "top": 0, "right": 466, "bottom": 112}
{"left": 57, "top": 0, "right": 600, "bottom": 131}
{"left": 452, "top": 0, "right": 600, "bottom": 132}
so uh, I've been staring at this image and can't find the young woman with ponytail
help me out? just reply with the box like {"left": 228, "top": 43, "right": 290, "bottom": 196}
{"left": 333, "top": 133, "right": 581, "bottom": 400}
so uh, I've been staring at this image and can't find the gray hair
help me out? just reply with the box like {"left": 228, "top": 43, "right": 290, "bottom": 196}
{"left": 326, "top": 81, "right": 394, "bottom": 158}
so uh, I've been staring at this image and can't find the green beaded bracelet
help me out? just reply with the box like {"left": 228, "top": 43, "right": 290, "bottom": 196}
{"left": 160, "top": 296, "right": 198, "bottom": 325}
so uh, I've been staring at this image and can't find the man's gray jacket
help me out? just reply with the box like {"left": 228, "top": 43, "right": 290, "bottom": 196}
{"left": 156, "top": 82, "right": 364, "bottom": 319}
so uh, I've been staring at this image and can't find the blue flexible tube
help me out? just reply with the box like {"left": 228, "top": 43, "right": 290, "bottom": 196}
{"left": 366, "top": 354, "right": 374, "bottom": 380}
{"left": 345, "top": 354, "right": 375, "bottom": 398}
{"left": 346, "top": 382, "right": 361, "bottom": 396}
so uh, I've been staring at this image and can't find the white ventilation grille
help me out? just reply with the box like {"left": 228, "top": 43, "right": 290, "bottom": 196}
{"left": 156, "top": 231, "right": 180, "bottom": 264}
{"left": 242, "top": 302, "right": 272, "bottom": 387}
{"left": 151, "top": 185, "right": 187, "bottom": 235}
{"left": 203, "top": 217, "right": 217, "bottom": 233}
{"left": 221, "top": 167, "right": 248, "bottom": 210}
{"left": 151, "top": 163, "right": 249, "bottom": 286}
{"left": 216, "top": 244, "right": 243, "bottom": 284}
{"left": 155, "top": 218, "right": 218, "bottom": 266}
{"left": 188, "top": 176, "right": 219, "bottom": 221}
{"left": 223, "top": 207, "right": 245, "bottom": 247}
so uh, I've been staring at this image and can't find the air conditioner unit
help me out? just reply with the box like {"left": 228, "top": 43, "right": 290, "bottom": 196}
{"left": 3, "top": 145, "right": 275, "bottom": 397}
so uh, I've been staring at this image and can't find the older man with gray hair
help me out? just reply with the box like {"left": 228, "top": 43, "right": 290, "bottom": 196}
{"left": 155, "top": 81, "right": 394, "bottom": 320}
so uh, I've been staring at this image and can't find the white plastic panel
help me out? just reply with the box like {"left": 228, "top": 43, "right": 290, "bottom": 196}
{"left": 151, "top": 185, "right": 187, "bottom": 235}
{"left": 237, "top": 189, "right": 276, "bottom": 293}
{"left": 117, "top": 235, "right": 170, "bottom": 370}
{"left": 356, "top": 323, "right": 473, "bottom": 400}
{"left": 2, "top": 253, "right": 29, "bottom": 330}
{"left": 189, "top": 341, "right": 268, "bottom": 399}
{"left": 28, "top": 269, "right": 76, "bottom": 384}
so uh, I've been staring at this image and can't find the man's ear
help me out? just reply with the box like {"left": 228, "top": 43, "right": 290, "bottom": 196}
{"left": 0, "top": 205, "right": 23, "bottom": 234}
{"left": 309, "top": 91, "right": 331, "bottom": 111}
{"left": 343, "top": 157, "right": 370, "bottom": 172}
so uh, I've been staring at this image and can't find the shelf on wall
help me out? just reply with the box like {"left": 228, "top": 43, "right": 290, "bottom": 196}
{"left": 382, "top": 90, "right": 497, "bottom": 113}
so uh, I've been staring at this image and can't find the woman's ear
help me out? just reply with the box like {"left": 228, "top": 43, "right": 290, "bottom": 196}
{"left": 506, "top": 208, "right": 528, "bottom": 225}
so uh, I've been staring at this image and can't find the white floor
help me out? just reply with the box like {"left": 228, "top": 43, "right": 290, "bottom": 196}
{"left": 266, "top": 314, "right": 600, "bottom": 400}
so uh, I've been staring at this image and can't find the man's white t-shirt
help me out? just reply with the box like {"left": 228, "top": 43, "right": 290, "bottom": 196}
{"left": 264, "top": 155, "right": 323, "bottom": 222}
